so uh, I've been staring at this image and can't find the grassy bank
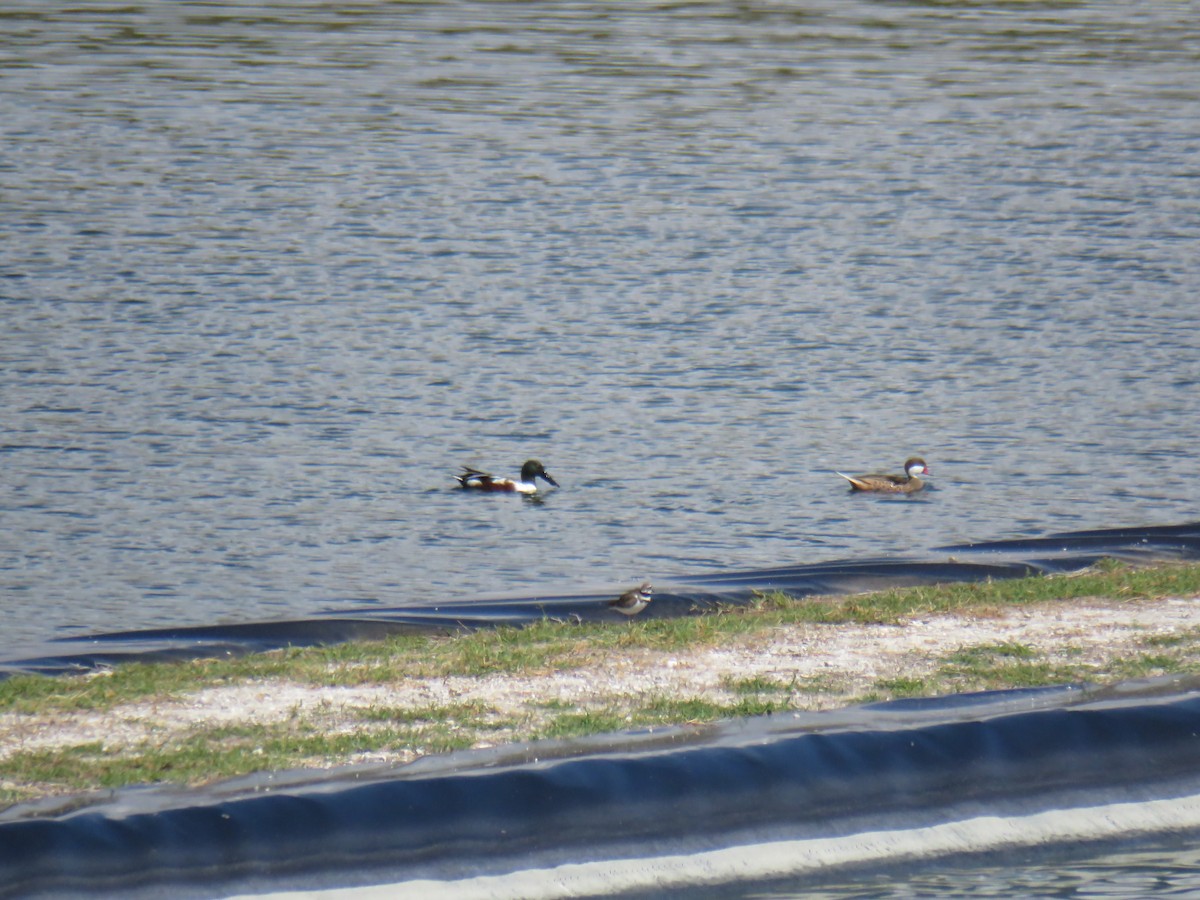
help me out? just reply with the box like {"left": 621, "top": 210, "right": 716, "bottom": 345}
{"left": 3, "top": 559, "right": 1200, "bottom": 810}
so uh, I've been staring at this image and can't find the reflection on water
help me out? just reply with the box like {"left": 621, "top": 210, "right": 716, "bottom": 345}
{"left": 2, "top": 2, "right": 1199, "bottom": 653}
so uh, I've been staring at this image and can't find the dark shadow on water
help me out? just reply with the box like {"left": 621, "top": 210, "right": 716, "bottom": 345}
{"left": 4, "top": 520, "right": 1200, "bottom": 678}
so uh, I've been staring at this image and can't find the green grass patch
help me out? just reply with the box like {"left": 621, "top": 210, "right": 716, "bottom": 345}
{"left": 872, "top": 676, "right": 932, "bottom": 697}
{"left": 535, "top": 695, "right": 795, "bottom": 742}
{"left": 812, "top": 560, "right": 1200, "bottom": 625}
{"left": 636, "top": 695, "right": 793, "bottom": 721}
{"left": 6, "top": 558, "right": 1199, "bottom": 716}
{"left": 4, "top": 558, "right": 1200, "bottom": 806}
{"left": 1140, "top": 626, "right": 1200, "bottom": 650}
{"left": 1107, "top": 653, "right": 1195, "bottom": 681}
{"left": 535, "top": 709, "right": 633, "bottom": 740}
{"left": 354, "top": 701, "right": 494, "bottom": 725}
{"left": 722, "top": 674, "right": 796, "bottom": 695}
{"left": 944, "top": 641, "right": 1038, "bottom": 666}
{"left": 0, "top": 661, "right": 233, "bottom": 715}
{"left": 0, "top": 720, "right": 478, "bottom": 800}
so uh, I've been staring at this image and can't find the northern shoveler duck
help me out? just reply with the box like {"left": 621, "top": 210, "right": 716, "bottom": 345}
{"left": 609, "top": 582, "right": 652, "bottom": 616}
{"left": 836, "top": 457, "right": 929, "bottom": 493}
{"left": 455, "top": 459, "right": 559, "bottom": 494}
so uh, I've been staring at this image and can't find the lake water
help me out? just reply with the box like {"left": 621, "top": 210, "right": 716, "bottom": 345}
{"left": 733, "top": 837, "right": 1200, "bottom": 898}
{"left": 2, "top": 1, "right": 1200, "bottom": 660}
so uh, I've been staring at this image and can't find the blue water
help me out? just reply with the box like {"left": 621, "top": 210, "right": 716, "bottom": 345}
{"left": 742, "top": 840, "right": 1200, "bottom": 898}
{"left": 2, "top": 1, "right": 1200, "bottom": 659}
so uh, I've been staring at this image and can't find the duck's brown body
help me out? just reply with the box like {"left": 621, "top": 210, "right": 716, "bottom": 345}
{"left": 837, "top": 457, "right": 929, "bottom": 493}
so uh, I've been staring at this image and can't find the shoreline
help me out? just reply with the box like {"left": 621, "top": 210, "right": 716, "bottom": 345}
{"left": 4, "top": 579, "right": 1200, "bottom": 810}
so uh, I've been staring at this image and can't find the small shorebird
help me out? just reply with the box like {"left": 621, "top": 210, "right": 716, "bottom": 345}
{"left": 609, "top": 582, "right": 653, "bottom": 616}
{"left": 455, "top": 460, "right": 559, "bottom": 494}
{"left": 836, "top": 457, "right": 930, "bottom": 493}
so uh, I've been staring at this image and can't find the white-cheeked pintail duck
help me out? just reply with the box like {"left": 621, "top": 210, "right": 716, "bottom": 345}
{"left": 836, "top": 457, "right": 929, "bottom": 493}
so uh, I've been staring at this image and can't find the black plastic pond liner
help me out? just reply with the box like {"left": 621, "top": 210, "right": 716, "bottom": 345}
{"left": 4, "top": 520, "right": 1200, "bottom": 678}
{"left": 3, "top": 522, "right": 1200, "bottom": 896}
{"left": 3, "top": 680, "right": 1200, "bottom": 898}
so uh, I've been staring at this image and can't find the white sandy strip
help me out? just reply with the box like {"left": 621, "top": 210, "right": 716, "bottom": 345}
{"left": 228, "top": 792, "right": 1200, "bottom": 899}
{"left": 8, "top": 596, "right": 1200, "bottom": 762}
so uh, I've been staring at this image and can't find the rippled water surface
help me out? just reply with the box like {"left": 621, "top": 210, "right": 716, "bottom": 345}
{"left": 739, "top": 839, "right": 1200, "bottom": 898}
{"left": 3, "top": 1, "right": 1200, "bottom": 652}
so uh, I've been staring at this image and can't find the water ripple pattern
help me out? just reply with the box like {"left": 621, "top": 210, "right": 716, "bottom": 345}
{"left": 2, "top": 2, "right": 1199, "bottom": 652}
